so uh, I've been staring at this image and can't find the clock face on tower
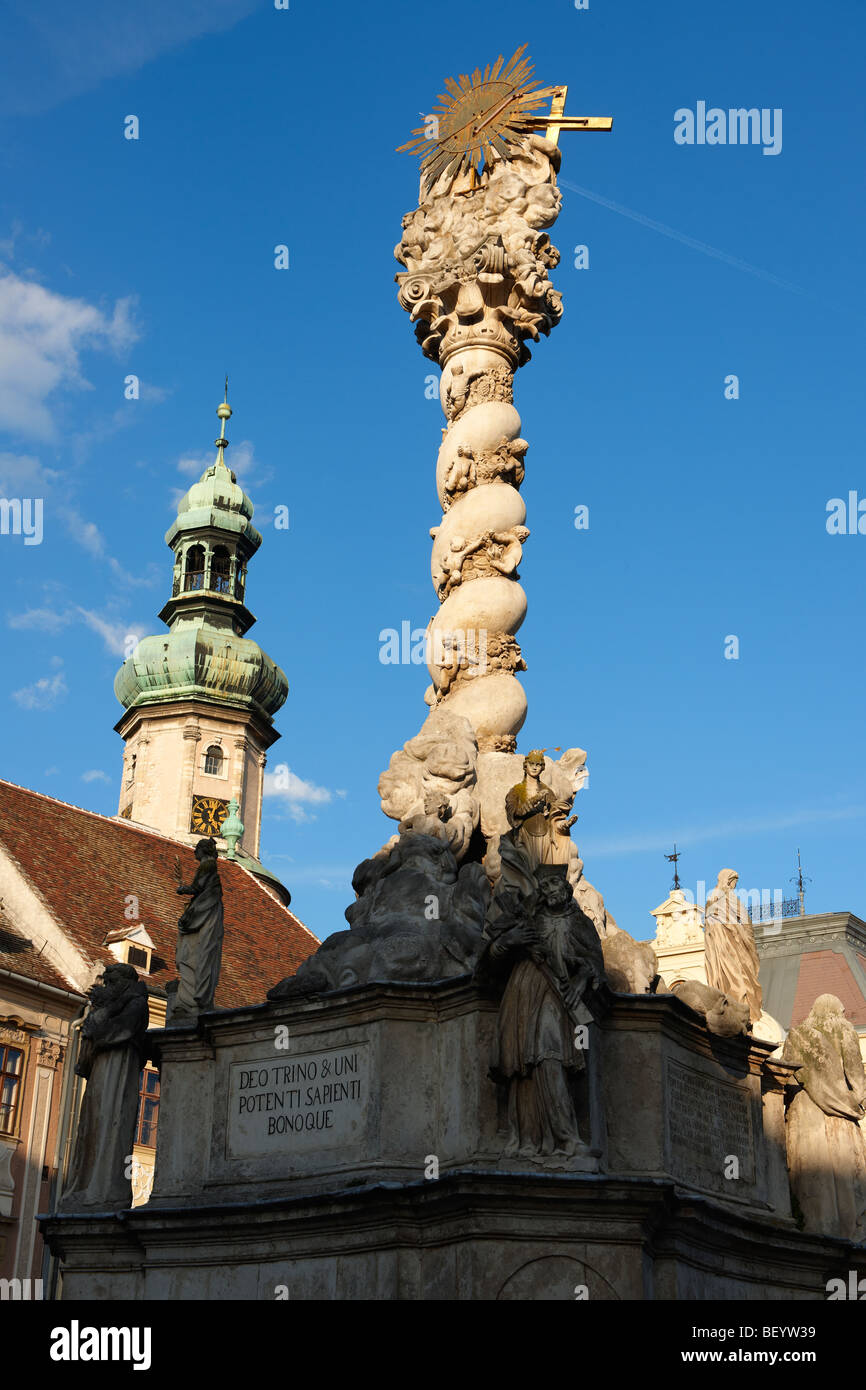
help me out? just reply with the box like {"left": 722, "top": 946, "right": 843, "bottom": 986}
{"left": 190, "top": 795, "right": 229, "bottom": 837}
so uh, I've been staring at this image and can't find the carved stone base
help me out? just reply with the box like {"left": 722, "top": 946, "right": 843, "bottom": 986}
{"left": 41, "top": 982, "right": 864, "bottom": 1301}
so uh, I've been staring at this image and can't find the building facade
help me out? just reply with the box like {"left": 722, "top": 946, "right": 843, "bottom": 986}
{"left": 0, "top": 392, "right": 314, "bottom": 1296}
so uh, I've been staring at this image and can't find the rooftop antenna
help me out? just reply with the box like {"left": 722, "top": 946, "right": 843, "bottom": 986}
{"left": 790, "top": 847, "right": 811, "bottom": 917}
{"left": 664, "top": 843, "right": 682, "bottom": 892}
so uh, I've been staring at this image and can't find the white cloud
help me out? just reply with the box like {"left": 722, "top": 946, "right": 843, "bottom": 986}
{"left": 583, "top": 805, "right": 866, "bottom": 859}
{"left": 177, "top": 451, "right": 212, "bottom": 478}
{"left": 81, "top": 769, "right": 110, "bottom": 783}
{"left": 12, "top": 668, "right": 67, "bottom": 709}
{"left": 0, "top": 452, "right": 155, "bottom": 582}
{"left": 7, "top": 606, "right": 70, "bottom": 633}
{"left": 138, "top": 382, "right": 169, "bottom": 404}
{"left": 76, "top": 608, "right": 144, "bottom": 656}
{"left": 5, "top": 602, "right": 146, "bottom": 655}
{"left": 1, "top": 0, "right": 260, "bottom": 118}
{"left": 59, "top": 506, "right": 106, "bottom": 557}
{"left": 263, "top": 766, "right": 336, "bottom": 823}
{"left": 0, "top": 451, "right": 59, "bottom": 494}
{"left": 175, "top": 439, "right": 266, "bottom": 487}
{"left": 0, "top": 267, "right": 138, "bottom": 440}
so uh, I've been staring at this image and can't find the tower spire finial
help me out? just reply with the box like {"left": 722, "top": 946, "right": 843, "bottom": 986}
{"left": 664, "top": 843, "right": 682, "bottom": 892}
{"left": 215, "top": 379, "right": 232, "bottom": 466}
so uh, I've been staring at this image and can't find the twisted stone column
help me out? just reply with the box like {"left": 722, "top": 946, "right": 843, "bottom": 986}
{"left": 395, "top": 135, "right": 564, "bottom": 754}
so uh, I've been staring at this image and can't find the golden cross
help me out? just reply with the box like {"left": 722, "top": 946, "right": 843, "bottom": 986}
{"left": 527, "top": 85, "right": 612, "bottom": 146}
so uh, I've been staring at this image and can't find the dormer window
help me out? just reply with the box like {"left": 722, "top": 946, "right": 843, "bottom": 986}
{"left": 104, "top": 926, "right": 155, "bottom": 974}
{"left": 184, "top": 544, "right": 205, "bottom": 592}
{"left": 211, "top": 546, "right": 231, "bottom": 594}
{"left": 204, "top": 744, "right": 223, "bottom": 776}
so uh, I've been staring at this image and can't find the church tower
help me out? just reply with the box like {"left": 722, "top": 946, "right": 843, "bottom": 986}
{"left": 113, "top": 389, "right": 288, "bottom": 868}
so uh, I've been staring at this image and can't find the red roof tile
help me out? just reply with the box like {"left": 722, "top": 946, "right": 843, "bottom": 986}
{"left": 0, "top": 780, "right": 318, "bottom": 1008}
{"left": 790, "top": 949, "right": 866, "bottom": 1028}
{"left": 0, "top": 915, "right": 76, "bottom": 994}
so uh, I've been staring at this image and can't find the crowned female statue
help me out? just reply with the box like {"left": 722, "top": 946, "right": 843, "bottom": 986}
{"left": 504, "top": 750, "right": 577, "bottom": 871}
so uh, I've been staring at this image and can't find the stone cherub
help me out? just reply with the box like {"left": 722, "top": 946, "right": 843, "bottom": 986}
{"left": 436, "top": 533, "right": 487, "bottom": 598}
{"left": 435, "top": 526, "right": 529, "bottom": 598}
{"left": 477, "top": 435, "right": 527, "bottom": 489}
{"left": 479, "top": 864, "right": 604, "bottom": 1159}
{"left": 487, "top": 525, "right": 529, "bottom": 579}
{"left": 441, "top": 437, "right": 528, "bottom": 511}
{"left": 167, "top": 837, "right": 225, "bottom": 1023}
{"left": 428, "top": 629, "right": 487, "bottom": 702}
{"left": 443, "top": 445, "right": 477, "bottom": 509}
{"left": 445, "top": 362, "right": 478, "bottom": 421}
{"left": 61, "top": 963, "right": 149, "bottom": 1211}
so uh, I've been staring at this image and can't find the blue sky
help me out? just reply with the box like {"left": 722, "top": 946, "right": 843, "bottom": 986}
{"left": 0, "top": 0, "right": 863, "bottom": 946}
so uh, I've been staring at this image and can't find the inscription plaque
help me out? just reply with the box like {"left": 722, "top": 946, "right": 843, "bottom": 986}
{"left": 228, "top": 1044, "right": 368, "bottom": 1158}
{"left": 665, "top": 1058, "right": 755, "bottom": 1193}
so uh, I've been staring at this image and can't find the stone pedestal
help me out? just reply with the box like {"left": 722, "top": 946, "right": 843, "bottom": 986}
{"left": 41, "top": 979, "right": 866, "bottom": 1300}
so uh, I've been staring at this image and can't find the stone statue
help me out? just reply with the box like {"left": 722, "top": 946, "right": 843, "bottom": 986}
{"left": 704, "top": 868, "right": 762, "bottom": 1025}
{"left": 476, "top": 436, "right": 527, "bottom": 489}
{"left": 601, "top": 930, "right": 658, "bottom": 995}
{"left": 505, "top": 750, "right": 575, "bottom": 871}
{"left": 61, "top": 963, "right": 148, "bottom": 1211}
{"left": 479, "top": 863, "right": 604, "bottom": 1159}
{"left": 392, "top": 132, "right": 567, "bottom": 755}
{"left": 395, "top": 133, "right": 564, "bottom": 363}
{"left": 269, "top": 831, "right": 489, "bottom": 995}
{"left": 479, "top": 747, "right": 618, "bottom": 938}
{"left": 486, "top": 525, "right": 529, "bottom": 579}
{"left": 168, "top": 837, "right": 225, "bottom": 1022}
{"left": 441, "top": 437, "right": 528, "bottom": 510}
{"left": 782, "top": 995, "right": 866, "bottom": 1239}
{"left": 436, "top": 533, "right": 487, "bottom": 598}
{"left": 378, "top": 708, "right": 480, "bottom": 862}
{"left": 666, "top": 977, "right": 751, "bottom": 1037}
{"left": 442, "top": 444, "right": 477, "bottom": 509}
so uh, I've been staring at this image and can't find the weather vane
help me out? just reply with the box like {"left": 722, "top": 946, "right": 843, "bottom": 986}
{"left": 398, "top": 44, "right": 612, "bottom": 192}
{"left": 664, "top": 843, "right": 682, "bottom": 891}
{"left": 790, "top": 847, "right": 811, "bottom": 917}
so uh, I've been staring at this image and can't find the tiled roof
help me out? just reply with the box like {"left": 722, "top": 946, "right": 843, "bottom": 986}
{"left": 0, "top": 780, "right": 318, "bottom": 1008}
{"left": 0, "top": 916, "right": 75, "bottom": 994}
{"left": 789, "top": 949, "right": 866, "bottom": 1028}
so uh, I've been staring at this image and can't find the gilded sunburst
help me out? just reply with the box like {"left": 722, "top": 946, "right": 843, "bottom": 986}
{"left": 397, "top": 45, "right": 554, "bottom": 192}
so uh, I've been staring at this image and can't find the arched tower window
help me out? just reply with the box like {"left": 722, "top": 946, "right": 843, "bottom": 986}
{"left": 236, "top": 563, "right": 247, "bottom": 600}
{"left": 184, "top": 545, "right": 205, "bottom": 591}
{"left": 210, "top": 546, "right": 231, "bottom": 594}
{"left": 204, "top": 744, "right": 223, "bottom": 776}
